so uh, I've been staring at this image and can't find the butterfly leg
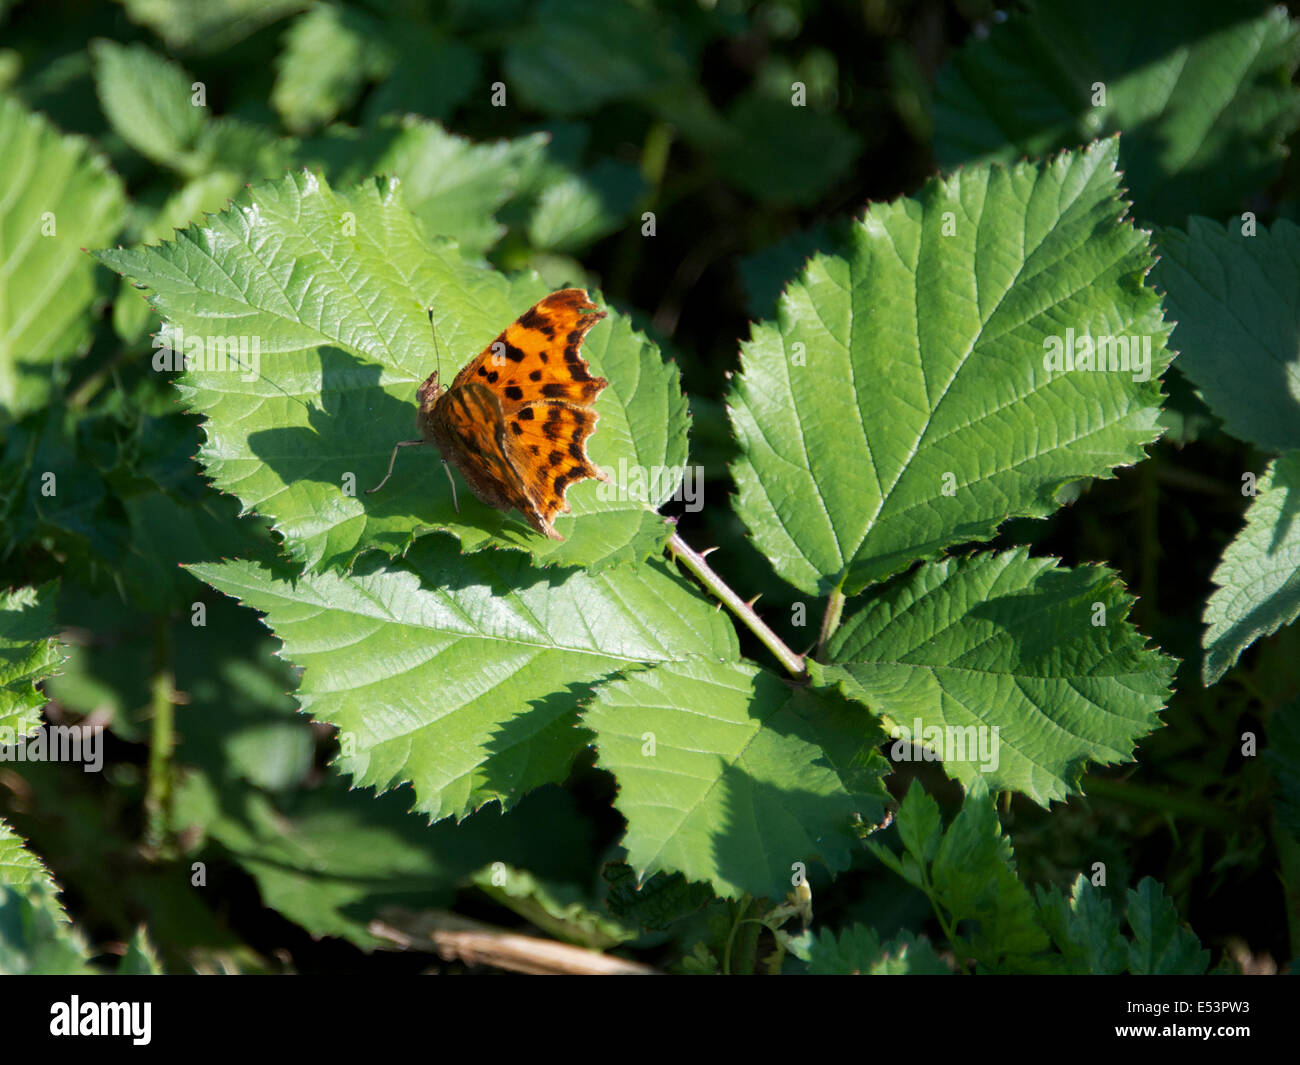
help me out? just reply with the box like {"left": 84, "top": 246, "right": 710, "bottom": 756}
{"left": 441, "top": 458, "right": 460, "bottom": 513}
{"left": 365, "top": 439, "right": 426, "bottom": 494}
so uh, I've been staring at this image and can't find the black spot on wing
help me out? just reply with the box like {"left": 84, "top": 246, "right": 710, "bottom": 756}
{"left": 542, "top": 407, "right": 564, "bottom": 439}
{"left": 554, "top": 467, "right": 583, "bottom": 494}
{"left": 518, "top": 308, "right": 555, "bottom": 336}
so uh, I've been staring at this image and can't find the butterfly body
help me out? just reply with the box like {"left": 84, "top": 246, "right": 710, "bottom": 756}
{"left": 411, "top": 288, "right": 610, "bottom": 540}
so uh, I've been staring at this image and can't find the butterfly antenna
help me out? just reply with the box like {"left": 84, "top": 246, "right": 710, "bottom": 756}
{"left": 427, "top": 307, "right": 443, "bottom": 381}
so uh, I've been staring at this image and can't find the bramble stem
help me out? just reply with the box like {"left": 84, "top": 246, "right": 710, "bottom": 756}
{"left": 815, "top": 585, "right": 845, "bottom": 660}
{"left": 667, "top": 531, "right": 805, "bottom": 677}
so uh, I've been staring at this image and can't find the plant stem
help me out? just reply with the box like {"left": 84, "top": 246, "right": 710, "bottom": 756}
{"left": 144, "top": 618, "right": 175, "bottom": 849}
{"left": 667, "top": 532, "right": 805, "bottom": 676}
{"left": 1080, "top": 775, "right": 1236, "bottom": 829}
{"left": 815, "top": 584, "right": 845, "bottom": 660}
{"left": 67, "top": 347, "right": 134, "bottom": 410}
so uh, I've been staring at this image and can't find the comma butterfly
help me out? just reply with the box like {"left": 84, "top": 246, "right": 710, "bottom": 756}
{"left": 368, "top": 288, "right": 611, "bottom": 540}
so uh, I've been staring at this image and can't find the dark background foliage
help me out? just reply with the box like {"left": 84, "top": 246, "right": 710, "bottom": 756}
{"left": 0, "top": 0, "right": 1295, "bottom": 973}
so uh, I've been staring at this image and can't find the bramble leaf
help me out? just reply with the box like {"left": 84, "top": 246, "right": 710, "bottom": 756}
{"left": 0, "top": 881, "right": 90, "bottom": 975}
{"left": 0, "top": 94, "right": 125, "bottom": 419}
{"left": 729, "top": 139, "right": 1170, "bottom": 597}
{"left": 271, "top": 4, "right": 391, "bottom": 133}
{"left": 90, "top": 39, "right": 206, "bottom": 165}
{"left": 1202, "top": 453, "right": 1300, "bottom": 684}
{"left": 190, "top": 538, "right": 738, "bottom": 822}
{"left": 174, "top": 770, "right": 600, "bottom": 948}
{"left": 810, "top": 550, "right": 1176, "bottom": 806}
{"left": 1156, "top": 217, "right": 1300, "bottom": 454}
{"left": 96, "top": 169, "right": 687, "bottom": 572}
{"left": 933, "top": 0, "right": 1300, "bottom": 226}
{"left": 0, "top": 818, "right": 58, "bottom": 899}
{"left": 0, "top": 583, "right": 66, "bottom": 736}
{"left": 585, "top": 656, "right": 890, "bottom": 899}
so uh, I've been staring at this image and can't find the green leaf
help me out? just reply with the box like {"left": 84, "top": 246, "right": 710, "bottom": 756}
{"left": 0, "top": 583, "right": 66, "bottom": 736}
{"left": 0, "top": 881, "right": 90, "bottom": 975}
{"left": 0, "top": 817, "right": 58, "bottom": 898}
{"left": 0, "top": 94, "right": 125, "bottom": 419}
{"left": 271, "top": 5, "right": 391, "bottom": 133}
{"left": 811, "top": 549, "right": 1176, "bottom": 806}
{"left": 1125, "top": 877, "right": 1210, "bottom": 974}
{"left": 469, "top": 864, "right": 634, "bottom": 949}
{"left": 872, "top": 782, "right": 1049, "bottom": 969}
{"left": 186, "top": 116, "right": 295, "bottom": 180}
{"left": 601, "top": 863, "right": 714, "bottom": 931}
{"left": 321, "top": 119, "right": 549, "bottom": 258}
{"left": 716, "top": 93, "right": 861, "bottom": 207}
{"left": 502, "top": 0, "right": 686, "bottom": 115}
{"left": 89, "top": 39, "right": 205, "bottom": 165}
{"left": 1034, "top": 875, "right": 1127, "bottom": 974}
{"left": 190, "top": 537, "right": 738, "bottom": 822}
{"left": 1202, "top": 453, "right": 1300, "bottom": 684}
{"left": 803, "top": 925, "right": 948, "bottom": 974}
{"left": 928, "top": 784, "right": 1050, "bottom": 966}
{"left": 1265, "top": 698, "right": 1300, "bottom": 838}
{"left": 140, "top": 172, "right": 246, "bottom": 246}
{"left": 1156, "top": 217, "right": 1300, "bottom": 453}
{"left": 585, "top": 656, "right": 890, "bottom": 900}
{"left": 728, "top": 139, "right": 1170, "bottom": 597}
{"left": 116, "top": 926, "right": 163, "bottom": 974}
{"left": 175, "top": 771, "right": 599, "bottom": 948}
{"left": 96, "top": 169, "right": 687, "bottom": 571}
{"left": 738, "top": 221, "right": 848, "bottom": 320}
{"left": 361, "top": 30, "right": 479, "bottom": 125}
{"left": 932, "top": 0, "right": 1300, "bottom": 226}
{"left": 0, "top": 408, "right": 127, "bottom": 570}
{"left": 119, "top": 0, "right": 307, "bottom": 52}
{"left": 893, "top": 778, "right": 943, "bottom": 868}
{"left": 527, "top": 159, "right": 646, "bottom": 254}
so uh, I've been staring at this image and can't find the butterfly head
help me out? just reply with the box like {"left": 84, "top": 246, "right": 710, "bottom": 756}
{"left": 417, "top": 369, "right": 443, "bottom": 409}
{"left": 414, "top": 370, "right": 444, "bottom": 441}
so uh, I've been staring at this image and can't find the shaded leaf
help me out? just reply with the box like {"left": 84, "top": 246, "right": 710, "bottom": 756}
{"left": 933, "top": 0, "right": 1300, "bottom": 225}
{"left": 585, "top": 656, "right": 889, "bottom": 899}
{"left": 1203, "top": 453, "right": 1300, "bottom": 684}
{"left": 1157, "top": 217, "right": 1300, "bottom": 454}
{"left": 802, "top": 925, "right": 948, "bottom": 974}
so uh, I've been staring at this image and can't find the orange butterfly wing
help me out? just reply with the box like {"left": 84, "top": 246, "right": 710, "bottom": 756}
{"left": 424, "top": 288, "right": 610, "bottom": 540}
